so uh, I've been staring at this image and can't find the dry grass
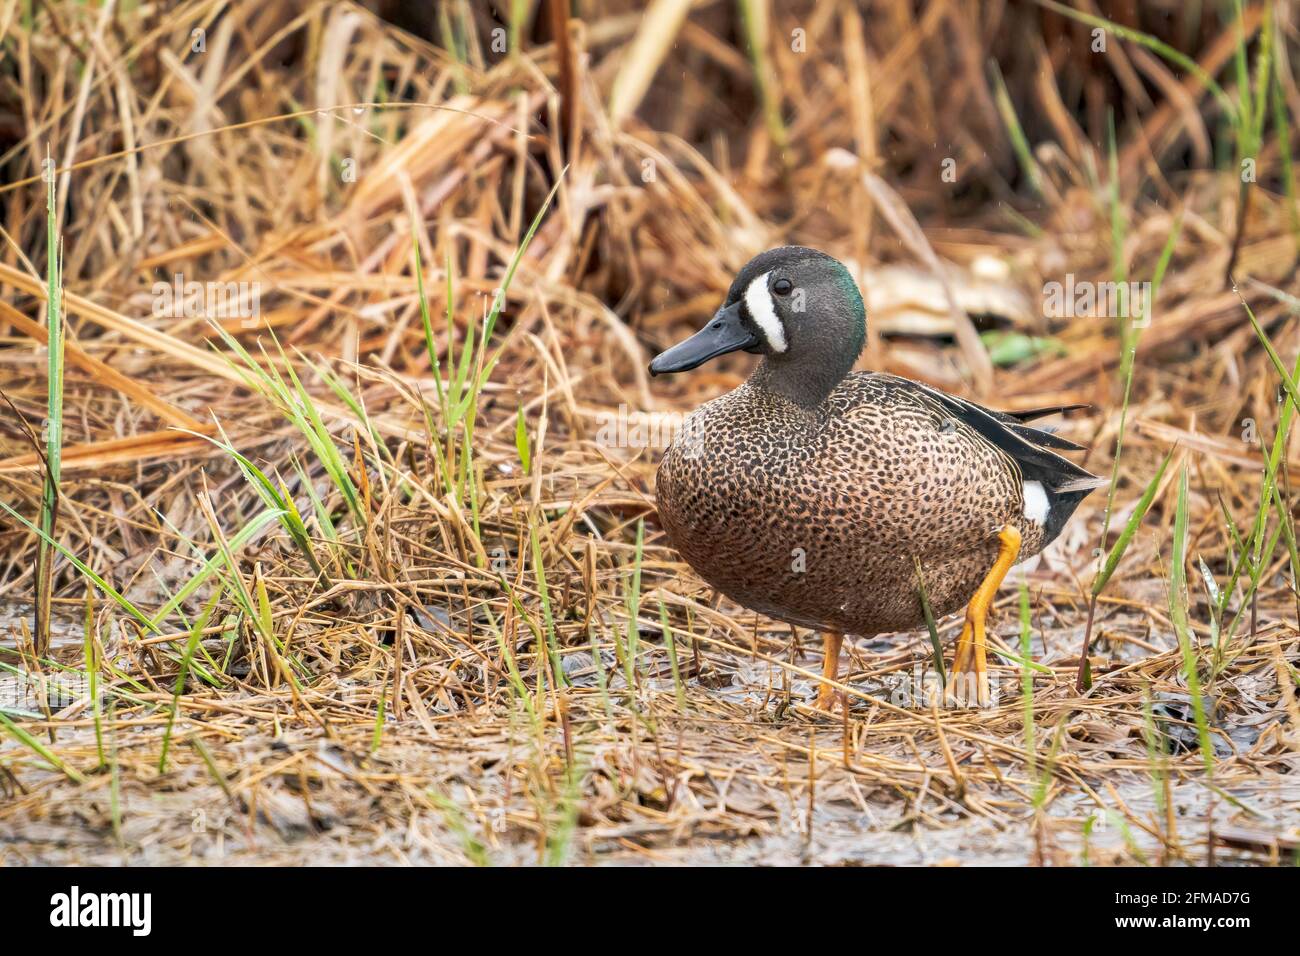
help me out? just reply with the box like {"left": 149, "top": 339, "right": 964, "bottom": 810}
{"left": 0, "top": 0, "right": 1298, "bottom": 865}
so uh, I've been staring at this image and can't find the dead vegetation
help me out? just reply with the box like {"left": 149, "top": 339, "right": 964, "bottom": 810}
{"left": 0, "top": 0, "right": 1298, "bottom": 865}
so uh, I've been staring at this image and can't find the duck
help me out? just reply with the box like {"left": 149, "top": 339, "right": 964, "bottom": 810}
{"left": 649, "top": 246, "right": 1104, "bottom": 708}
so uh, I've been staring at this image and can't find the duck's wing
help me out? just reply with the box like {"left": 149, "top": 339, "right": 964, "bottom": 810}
{"left": 1000, "top": 402, "right": 1089, "bottom": 422}
{"left": 978, "top": 404, "right": 1089, "bottom": 451}
{"left": 873, "top": 374, "right": 1107, "bottom": 496}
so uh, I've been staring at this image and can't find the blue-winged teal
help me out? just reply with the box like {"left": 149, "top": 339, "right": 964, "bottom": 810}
{"left": 650, "top": 246, "right": 1104, "bottom": 707}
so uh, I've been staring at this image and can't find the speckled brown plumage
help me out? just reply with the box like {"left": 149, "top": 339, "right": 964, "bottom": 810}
{"left": 650, "top": 246, "right": 1104, "bottom": 645}
{"left": 661, "top": 374, "right": 1051, "bottom": 634}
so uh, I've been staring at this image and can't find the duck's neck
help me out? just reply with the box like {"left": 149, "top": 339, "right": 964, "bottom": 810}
{"left": 750, "top": 352, "right": 854, "bottom": 408}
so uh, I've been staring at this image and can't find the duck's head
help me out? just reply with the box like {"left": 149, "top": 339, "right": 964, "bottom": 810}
{"left": 649, "top": 246, "right": 866, "bottom": 406}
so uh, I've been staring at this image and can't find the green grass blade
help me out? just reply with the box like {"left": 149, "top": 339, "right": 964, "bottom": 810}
{"left": 529, "top": 524, "right": 564, "bottom": 685}
{"left": 1019, "top": 577, "right": 1035, "bottom": 778}
{"left": 158, "top": 589, "right": 220, "bottom": 773}
{"left": 147, "top": 507, "right": 285, "bottom": 629}
{"left": 35, "top": 153, "right": 64, "bottom": 656}
{"left": 0, "top": 710, "right": 84, "bottom": 783}
{"left": 1169, "top": 465, "right": 1216, "bottom": 775}
{"left": 1092, "top": 447, "right": 1175, "bottom": 596}
{"left": 413, "top": 237, "right": 448, "bottom": 413}
{"left": 0, "top": 497, "right": 158, "bottom": 633}
{"left": 515, "top": 406, "right": 531, "bottom": 474}
{"left": 658, "top": 598, "right": 686, "bottom": 711}
{"left": 913, "top": 557, "right": 946, "bottom": 687}
{"left": 84, "top": 591, "right": 104, "bottom": 767}
{"left": 1272, "top": 51, "right": 1300, "bottom": 247}
{"left": 989, "top": 59, "right": 1041, "bottom": 196}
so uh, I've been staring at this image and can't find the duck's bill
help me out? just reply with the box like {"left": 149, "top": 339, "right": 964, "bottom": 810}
{"left": 649, "top": 301, "right": 759, "bottom": 375}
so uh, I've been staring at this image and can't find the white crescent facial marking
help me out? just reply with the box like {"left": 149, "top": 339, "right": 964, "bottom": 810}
{"left": 1022, "top": 480, "right": 1049, "bottom": 525}
{"left": 744, "top": 271, "right": 787, "bottom": 353}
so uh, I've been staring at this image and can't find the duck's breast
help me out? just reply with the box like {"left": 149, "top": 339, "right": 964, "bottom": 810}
{"left": 654, "top": 376, "right": 1048, "bottom": 634}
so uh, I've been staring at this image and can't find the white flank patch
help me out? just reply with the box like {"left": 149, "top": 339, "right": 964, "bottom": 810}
{"left": 1022, "top": 480, "right": 1049, "bottom": 525}
{"left": 744, "top": 271, "right": 787, "bottom": 353}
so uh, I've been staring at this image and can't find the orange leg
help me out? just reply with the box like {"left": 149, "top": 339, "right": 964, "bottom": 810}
{"left": 947, "top": 525, "right": 1022, "bottom": 708}
{"left": 814, "top": 631, "right": 844, "bottom": 711}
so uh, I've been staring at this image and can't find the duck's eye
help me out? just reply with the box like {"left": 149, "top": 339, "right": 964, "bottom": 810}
{"left": 772, "top": 278, "right": 794, "bottom": 296}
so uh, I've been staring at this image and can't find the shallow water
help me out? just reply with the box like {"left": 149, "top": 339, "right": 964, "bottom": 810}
{"left": 0, "top": 604, "right": 88, "bottom": 718}
{"left": 0, "top": 603, "right": 82, "bottom": 650}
